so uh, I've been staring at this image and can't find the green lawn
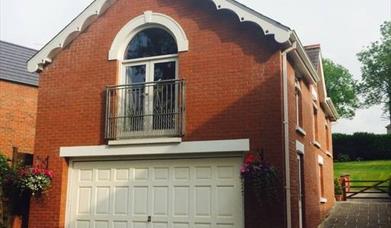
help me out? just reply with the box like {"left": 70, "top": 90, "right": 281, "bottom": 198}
{"left": 334, "top": 160, "right": 391, "bottom": 189}
{"left": 334, "top": 160, "right": 391, "bottom": 180}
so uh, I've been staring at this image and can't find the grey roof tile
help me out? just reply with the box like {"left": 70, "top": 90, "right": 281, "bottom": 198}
{"left": 304, "top": 45, "right": 321, "bottom": 70}
{"left": 0, "top": 41, "right": 39, "bottom": 86}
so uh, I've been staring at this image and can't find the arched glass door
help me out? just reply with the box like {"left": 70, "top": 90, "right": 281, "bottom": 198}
{"left": 120, "top": 28, "right": 179, "bottom": 137}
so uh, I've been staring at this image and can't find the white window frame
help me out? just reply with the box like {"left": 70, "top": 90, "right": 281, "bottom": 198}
{"left": 295, "top": 79, "right": 306, "bottom": 135}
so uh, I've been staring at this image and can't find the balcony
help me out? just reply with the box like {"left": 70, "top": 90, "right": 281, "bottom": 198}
{"left": 105, "top": 80, "right": 185, "bottom": 140}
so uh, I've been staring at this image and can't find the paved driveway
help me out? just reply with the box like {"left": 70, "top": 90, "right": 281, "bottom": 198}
{"left": 320, "top": 201, "right": 391, "bottom": 228}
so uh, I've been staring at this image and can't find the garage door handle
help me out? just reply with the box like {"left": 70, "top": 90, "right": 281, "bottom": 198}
{"left": 147, "top": 216, "right": 151, "bottom": 222}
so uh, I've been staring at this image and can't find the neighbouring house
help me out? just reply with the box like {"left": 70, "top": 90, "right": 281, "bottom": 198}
{"left": 26, "top": 0, "right": 338, "bottom": 228}
{"left": 0, "top": 40, "right": 38, "bottom": 227}
{"left": 0, "top": 40, "right": 38, "bottom": 158}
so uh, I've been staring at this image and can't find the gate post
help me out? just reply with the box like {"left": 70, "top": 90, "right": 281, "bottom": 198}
{"left": 339, "top": 175, "right": 350, "bottom": 201}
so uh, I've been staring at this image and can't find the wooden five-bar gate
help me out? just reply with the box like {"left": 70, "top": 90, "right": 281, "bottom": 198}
{"left": 340, "top": 175, "right": 391, "bottom": 200}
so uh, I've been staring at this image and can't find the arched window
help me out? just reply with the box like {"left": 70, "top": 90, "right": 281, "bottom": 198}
{"left": 119, "top": 27, "right": 180, "bottom": 136}
{"left": 124, "top": 28, "right": 178, "bottom": 59}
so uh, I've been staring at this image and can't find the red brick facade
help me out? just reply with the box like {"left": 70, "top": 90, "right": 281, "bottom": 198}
{"left": 29, "top": 0, "right": 335, "bottom": 227}
{"left": 0, "top": 80, "right": 37, "bottom": 158}
{"left": 287, "top": 62, "right": 334, "bottom": 228}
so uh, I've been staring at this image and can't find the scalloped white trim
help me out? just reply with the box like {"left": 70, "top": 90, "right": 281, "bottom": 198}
{"left": 27, "top": 0, "right": 117, "bottom": 72}
{"left": 210, "top": 0, "right": 291, "bottom": 43}
{"left": 27, "top": 0, "right": 293, "bottom": 72}
{"left": 108, "top": 11, "right": 189, "bottom": 60}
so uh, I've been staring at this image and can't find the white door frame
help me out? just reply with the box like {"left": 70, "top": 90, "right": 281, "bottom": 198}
{"left": 64, "top": 154, "right": 245, "bottom": 228}
{"left": 119, "top": 56, "right": 179, "bottom": 137}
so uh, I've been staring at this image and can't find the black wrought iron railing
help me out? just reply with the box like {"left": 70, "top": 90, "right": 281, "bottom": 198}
{"left": 105, "top": 80, "right": 185, "bottom": 140}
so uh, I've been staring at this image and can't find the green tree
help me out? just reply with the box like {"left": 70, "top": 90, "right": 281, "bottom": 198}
{"left": 323, "top": 58, "right": 360, "bottom": 118}
{"left": 357, "top": 21, "right": 391, "bottom": 123}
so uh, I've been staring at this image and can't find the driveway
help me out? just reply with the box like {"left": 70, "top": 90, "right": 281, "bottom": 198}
{"left": 320, "top": 201, "right": 391, "bottom": 228}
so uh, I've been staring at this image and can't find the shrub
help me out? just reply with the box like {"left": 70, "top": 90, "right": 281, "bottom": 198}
{"left": 333, "top": 133, "right": 391, "bottom": 161}
{"left": 388, "top": 178, "right": 391, "bottom": 197}
{"left": 334, "top": 178, "right": 342, "bottom": 195}
{"left": 336, "top": 153, "right": 350, "bottom": 162}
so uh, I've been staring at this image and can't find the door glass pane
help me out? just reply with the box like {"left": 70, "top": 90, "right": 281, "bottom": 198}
{"left": 153, "top": 61, "right": 176, "bottom": 130}
{"left": 124, "top": 65, "right": 146, "bottom": 132}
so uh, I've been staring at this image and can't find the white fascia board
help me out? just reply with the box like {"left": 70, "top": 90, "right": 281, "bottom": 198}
{"left": 60, "top": 138, "right": 250, "bottom": 157}
{"left": 322, "top": 98, "right": 339, "bottom": 121}
{"left": 27, "top": 0, "right": 117, "bottom": 72}
{"left": 210, "top": 0, "right": 291, "bottom": 43}
{"left": 326, "top": 98, "right": 339, "bottom": 120}
{"left": 27, "top": 0, "right": 293, "bottom": 72}
{"left": 289, "top": 32, "right": 320, "bottom": 84}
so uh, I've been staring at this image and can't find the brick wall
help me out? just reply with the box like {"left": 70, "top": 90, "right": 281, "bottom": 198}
{"left": 29, "top": 0, "right": 334, "bottom": 227}
{"left": 287, "top": 61, "right": 334, "bottom": 228}
{"left": 0, "top": 80, "right": 37, "bottom": 158}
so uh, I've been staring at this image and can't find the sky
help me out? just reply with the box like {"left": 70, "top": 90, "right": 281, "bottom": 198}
{"left": 1, "top": 0, "right": 390, "bottom": 134}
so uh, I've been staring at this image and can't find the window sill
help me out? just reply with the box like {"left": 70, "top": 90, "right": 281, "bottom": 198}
{"left": 108, "top": 137, "right": 182, "bottom": 146}
{"left": 320, "top": 197, "right": 327, "bottom": 204}
{"left": 313, "top": 141, "right": 321, "bottom": 149}
{"left": 296, "top": 126, "right": 306, "bottom": 136}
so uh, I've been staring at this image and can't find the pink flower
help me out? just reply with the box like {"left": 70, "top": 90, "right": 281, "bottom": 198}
{"left": 244, "top": 153, "right": 256, "bottom": 164}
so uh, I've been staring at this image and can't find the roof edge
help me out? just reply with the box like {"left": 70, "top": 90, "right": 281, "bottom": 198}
{"left": 27, "top": 0, "right": 117, "bottom": 72}
{"left": 321, "top": 98, "right": 339, "bottom": 121}
{"left": 211, "top": 0, "right": 291, "bottom": 43}
{"left": 289, "top": 31, "right": 320, "bottom": 84}
{"left": 27, "top": 0, "right": 294, "bottom": 72}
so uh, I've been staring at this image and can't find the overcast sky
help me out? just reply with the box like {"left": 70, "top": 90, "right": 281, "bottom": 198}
{"left": 1, "top": 0, "right": 390, "bottom": 134}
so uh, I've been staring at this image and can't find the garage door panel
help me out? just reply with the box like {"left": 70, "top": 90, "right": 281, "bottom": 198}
{"left": 76, "top": 220, "right": 90, "bottom": 228}
{"left": 113, "top": 221, "right": 128, "bottom": 228}
{"left": 173, "top": 186, "right": 190, "bottom": 216}
{"left": 95, "top": 187, "right": 110, "bottom": 215}
{"left": 153, "top": 168, "right": 169, "bottom": 180}
{"left": 134, "top": 168, "right": 149, "bottom": 181}
{"left": 194, "top": 186, "right": 212, "bottom": 217}
{"left": 172, "top": 222, "right": 189, "bottom": 228}
{"left": 216, "top": 186, "right": 235, "bottom": 218}
{"left": 133, "top": 222, "right": 148, "bottom": 228}
{"left": 194, "top": 223, "right": 211, "bottom": 228}
{"left": 151, "top": 222, "right": 168, "bottom": 228}
{"left": 174, "top": 167, "right": 190, "bottom": 180}
{"left": 69, "top": 157, "right": 243, "bottom": 228}
{"left": 94, "top": 220, "right": 109, "bottom": 228}
{"left": 133, "top": 186, "right": 149, "bottom": 216}
{"left": 217, "top": 166, "right": 235, "bottom": 179}
{"left": 195, "top": 166, "right": 212, "bottom": 180}
{"left": 113, "top": 186, "right": 129, "bottom": 215}
{"left": 152, "top": 186, "right": 169, "bottom": 216}
{"left": 115, "top": 169, "right": 130, "bottom": 181}
{"left": 79, "top": 169, "right": 93, "bottom": 181}
{"left": 78, "top": 187, "right": 92, "bottom": 215}
{"left": 97, "top": 169, "right": 111, "bottom": 181}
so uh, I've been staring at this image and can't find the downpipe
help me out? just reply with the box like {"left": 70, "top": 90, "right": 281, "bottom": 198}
{"left": 281, "top": 42, "right": 297, "bottom": 228}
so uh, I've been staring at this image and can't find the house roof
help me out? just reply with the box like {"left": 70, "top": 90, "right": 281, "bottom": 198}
{"left": 27, "top": 0, "right": 293, "bottom": 72}
{"left": 304, "top": 44, "right": 321, "bottom": 70}
{"left": 23, "top": 0, "right": 338, "bottom": 120}
{"left": 0, "top": 41, "right": 39, "bottom": 86}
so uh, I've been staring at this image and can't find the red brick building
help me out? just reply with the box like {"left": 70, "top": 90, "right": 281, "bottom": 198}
{"left": 26, "top": 0, "right": 338, "bottom": 227}
{"left": 0, "top": 41, "right": 38, "bottom": 158}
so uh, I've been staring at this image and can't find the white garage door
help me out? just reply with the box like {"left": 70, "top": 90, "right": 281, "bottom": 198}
{"left": 67, "top": 157, "right": 244, "bottom": 228}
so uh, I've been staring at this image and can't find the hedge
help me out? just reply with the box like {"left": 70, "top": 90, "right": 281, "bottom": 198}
{"left": 333, "top": 133, "right": 391, "bottom": 161}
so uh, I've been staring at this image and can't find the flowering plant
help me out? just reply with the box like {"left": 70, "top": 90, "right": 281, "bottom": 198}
{"left": 240, "top": 152, "right": 280, "bottom": 204}
{"left": 16, "top": 167, "right": 53, "bottom": 197}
